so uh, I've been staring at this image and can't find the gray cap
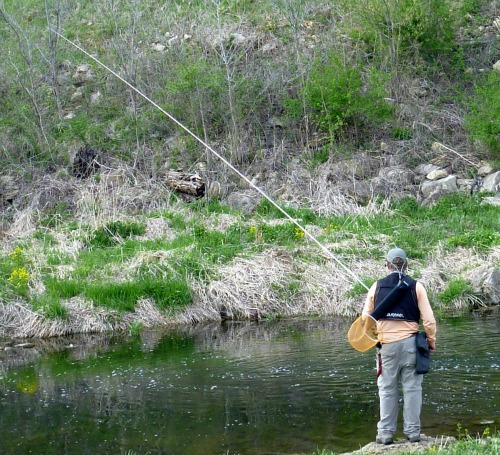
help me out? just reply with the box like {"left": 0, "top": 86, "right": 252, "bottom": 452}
{"left": 386, "top": 247, "right": 407, "bottom": 264}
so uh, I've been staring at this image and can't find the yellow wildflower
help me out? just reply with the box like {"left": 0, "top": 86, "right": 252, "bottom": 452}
{"left": 8, "top": 267, "right": 30, "bottom": 287}
{"left": 294, "top": 227, "right": 305, "bottom": 238}
{"left": 8, "top": 246, "right": 23, "bottom": 258}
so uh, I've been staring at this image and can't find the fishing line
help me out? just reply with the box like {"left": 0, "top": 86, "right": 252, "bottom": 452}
{"left": 50, "top": 28, "right": 369, "bottom": 291}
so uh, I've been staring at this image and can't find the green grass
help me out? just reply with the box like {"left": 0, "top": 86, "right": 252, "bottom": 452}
{"left": 4, "top": 192, "right": 499, "bottom": 318}
{"left": 44, "top": 277, "right": 191, "bottom": 312}
{"left": 437, "top": 279, "right": 475, "bottom": 305}
{"left": 322, "top": 193, "right": 500, "bottom": 258}
{"left": 30, "top": 294, "right": 68, "bottom": 319}
{"left": 86, "top": 221, "right": 147, "bottom": 248}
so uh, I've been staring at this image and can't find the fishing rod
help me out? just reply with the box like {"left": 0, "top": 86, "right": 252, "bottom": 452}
{"left": 49, "top": 28, "right": 369, "bottom": 292}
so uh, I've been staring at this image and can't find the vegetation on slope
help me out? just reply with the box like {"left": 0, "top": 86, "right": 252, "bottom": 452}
{"left": 0, "top": 0, "right": 499, "bottom": 336}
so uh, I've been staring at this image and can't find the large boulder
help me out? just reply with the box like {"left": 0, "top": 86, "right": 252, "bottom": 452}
{"left": 482, "top": 171, "right": 500, "bottom": 193}
{"left": 467, "top": 266, "right": 500, "bottom": 305}
{"left": 421, "top": 175, "right": 458, "bottom": 199}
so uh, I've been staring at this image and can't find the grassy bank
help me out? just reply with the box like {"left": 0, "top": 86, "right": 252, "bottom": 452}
{"left": 1, "top": 189, "right": 499, "bottom": 337}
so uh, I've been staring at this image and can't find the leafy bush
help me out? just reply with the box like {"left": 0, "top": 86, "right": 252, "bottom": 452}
{"left": 292, "top": 52, "right": 393, "bottom": 138}
{"left": 465, "top": 70, "right": 500, "bottom": 155}
{"left": 348, "top": 0, "right": 458, "bottom": 67}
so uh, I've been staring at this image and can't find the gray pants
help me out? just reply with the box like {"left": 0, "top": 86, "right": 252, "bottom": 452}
{"left": 377, "top": 335, "right": 423, "bottom": 438}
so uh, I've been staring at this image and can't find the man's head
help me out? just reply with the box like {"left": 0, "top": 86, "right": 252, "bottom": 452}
{"left": 386, "top": 247, "right": 407, "bottom": 271}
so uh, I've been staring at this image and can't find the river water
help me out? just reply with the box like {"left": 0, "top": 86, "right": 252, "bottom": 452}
{"left": 0, "top": 313, "right": 498, "bottom": 454}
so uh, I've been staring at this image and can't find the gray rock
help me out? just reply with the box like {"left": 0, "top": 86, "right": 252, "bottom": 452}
{"left": 481, "top": 196, "right": 500, "bottom": 206}
{"left": 227, "top": 191, "right": 258, "bottom": 215}
{"left": 426, "top": 169, "right": 448, "bottom": 180}
{"left": 467, "top": 266, "right": 500, "bottom": 305}
{"left": 378, "top": 166, "right": 415, "bottom": 185}
{"left": 0, "top": 175, "right": 19, "bottom": 204}
{"left": 414, "top": 163, "right": 440, "bottom": 175}
{"left": 342, "top": 434, "right": 457, "bottom": 455}
{"left": 477, "top": 162, "right": 494, "bottom": 176}
{"left": 421, "top": 175, "right": 457, "bottom": 199}
{"left": 348, "top": 178, "right": 390, "bottom": 204}
{"left": 482, "top": 171, "right": 500, "bottom": 193}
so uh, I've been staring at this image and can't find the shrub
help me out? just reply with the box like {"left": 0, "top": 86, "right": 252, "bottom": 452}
{"left": 465, "top": 70, "right": 500, "bottom": 155}
{"left": 292, "top": 52, "right": 392, "bottom": 139}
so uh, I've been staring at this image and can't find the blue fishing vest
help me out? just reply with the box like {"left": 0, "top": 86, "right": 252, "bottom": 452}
{"left": 374, "top": 273, "right": 419, "bottom": 322}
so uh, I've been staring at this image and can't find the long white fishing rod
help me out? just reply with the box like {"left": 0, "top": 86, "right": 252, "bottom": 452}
{"left": 50, "top": 28, "right": 369, "bottom": 291}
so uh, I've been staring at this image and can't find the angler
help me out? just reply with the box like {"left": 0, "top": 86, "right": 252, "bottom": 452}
{"left": 360, "top": 248, "right": 437, "bottom": 446}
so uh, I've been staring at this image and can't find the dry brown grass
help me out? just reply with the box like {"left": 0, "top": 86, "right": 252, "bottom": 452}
{"left": 177, "top": 247, "right": 367, "bottom": 325}
{"left": 1, "top": 242, "right": 498, "bottom": 339}
{"left": 0, "top": 297, "right": 169, "bottom": 338}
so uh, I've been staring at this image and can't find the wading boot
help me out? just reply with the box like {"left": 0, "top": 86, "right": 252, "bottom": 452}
{"left": 376, "top": 434, "right": 393, "bottom": 445}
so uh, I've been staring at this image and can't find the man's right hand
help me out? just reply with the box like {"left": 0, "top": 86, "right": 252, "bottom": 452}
{"left": 428, "top": 340, "right": 436, "bottom": 352}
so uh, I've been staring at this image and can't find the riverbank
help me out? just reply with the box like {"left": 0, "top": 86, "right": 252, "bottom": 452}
{"left": 1, "top": 190, "right": 500, "bottom": 339}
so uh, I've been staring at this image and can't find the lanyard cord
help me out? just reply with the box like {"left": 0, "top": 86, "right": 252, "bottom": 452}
{"left": 50, "top": 28, "right": 370, "bottom": 292}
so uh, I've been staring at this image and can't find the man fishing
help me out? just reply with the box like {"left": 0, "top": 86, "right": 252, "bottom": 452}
{"left": 362, "top": 247, "right": 436, "bottom": 446}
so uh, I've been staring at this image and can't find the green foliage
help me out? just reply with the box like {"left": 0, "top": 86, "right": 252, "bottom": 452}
{"left": 399, "top": 0, "right": 458, "bottom": 62}
{"left": 294, "top": 52, "right": 392, "bottom": 138}
{"left": 391, "top": 126, "right": 413, "bottom": 140}
{"left": 437, "top": 279, "right": 474, "bottom": 305}
{"left": 161, "top": 60, "right": 228, "bottom": 139}
{"left": 128, "top": 321, "right": 143, "bottom": 336}
{"left": 259, "top": 223, "right": 298, "bottom": 244}
{"left": 37, "top": 202, "right": 73, "bottom": 228}
{"left": 345, "top": 279, "right": 376, "bottom": 298}
{"left": 309, "top": 147, "right": 331, "bottom": 168}
{"left": 43, "top": 274, "right": 191, "bottom": 312}
{"left": 190, "top": 225, "right": 248, "bottom": 265}
{"left": 329, "top": 193, "right": 500, "bottom": 259}
{"left": 86, "top": 221, "right": 146, "bottom": 248}
{"left": 30, "top": 294, "right": 68, "bottom": 319}
{"left": 448, "top": 229, "right": 500, "bottom": 251}
{"left": 84, "top": 278, "right": 191, "bottom": 311}
{"left": 348, "top": 0, "right": 459, "bottom": 67}
{"left": 256, "top": 199, "right": 319, "bottom": 224}
{"left": 465, "top": 70, "right": 500, "bottom": 155}
{"left": 149, "top": 211, "right": 187, "bottom": 231}
{"left": 0, "top": 246, "right": 31, "bottom": 299}
{"left": 189, "top": 199, "right": 232, "bottom": 215}
{"left": 51, "top": 112, "right": 110, "bottom": 147}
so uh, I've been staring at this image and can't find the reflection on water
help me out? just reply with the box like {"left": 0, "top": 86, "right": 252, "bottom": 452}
{"left": 0, "top": 314, "right": 498, "bottom": 454}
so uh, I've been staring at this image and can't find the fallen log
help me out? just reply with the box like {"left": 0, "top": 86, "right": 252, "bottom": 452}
{"left": 164, "top": 170, "right": 205, "bottom": 197}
